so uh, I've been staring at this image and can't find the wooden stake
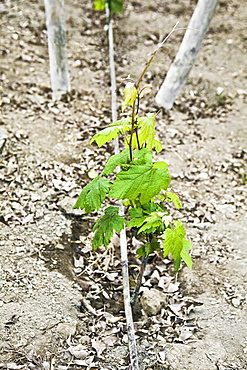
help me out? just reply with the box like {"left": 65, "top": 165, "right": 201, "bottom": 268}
{"left": 156, "top": 0, "right": 219, "bottom": 109}
{"left": 44, "top": 0, "right": 70, "bottom": 100}
{"left": 106, "top": 4, "right": 139, "bottom": 369}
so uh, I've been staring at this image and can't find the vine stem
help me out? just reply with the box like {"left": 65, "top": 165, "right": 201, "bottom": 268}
{"left": 105, "top": 4, "right": 139, "bottom": 370}
{"left": 130, "top": 255, "right": 148, "bottom": 308}
{"left": 128, "top": 21, "right": 189, "bottom": 161}
{"left": 129, "top": 22, "right": 182, "bottom": 160}
{"left": 136, "top": 21, "right": 180, "bottom": 90}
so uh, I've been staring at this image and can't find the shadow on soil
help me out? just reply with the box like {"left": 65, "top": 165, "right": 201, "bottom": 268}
{"left": 39, "top": 216, "right": 92, "bottom": 281}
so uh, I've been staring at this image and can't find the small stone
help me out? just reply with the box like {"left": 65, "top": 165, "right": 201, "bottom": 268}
{"left": 140, "top": 288, "right": 168, "bottom": 316}
{"left": 11, "top": 33, "right": 19, "bottom": 40}
{"left": 88, "top": 169, "right": 98, "bottom": 179}
{"left": 150, "top": 270, "right": 160, "bottom": 280}
{"left": 198, "top": 172, "right": 209, "bottom": 180}
{"left": 231, "top": 298, "right": 240, "bottom": 307}
{"left": 216, "top": 87, "right": 224, "bottom": 95}
{"left": 73, "top": 59, "right": 81, "bottom": 67}
{"left": 236, "top": 89, "right": 247, "bottom": 95}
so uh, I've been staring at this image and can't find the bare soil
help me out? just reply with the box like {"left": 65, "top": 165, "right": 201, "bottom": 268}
{"left": 0, "top": 0, "right": 247, "bottom": 369}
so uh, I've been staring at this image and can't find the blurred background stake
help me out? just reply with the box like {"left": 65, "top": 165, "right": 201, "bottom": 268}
{"left": 44, "top": 0, "right": 70, "bottom": 100}
{"left": 156, "top": 0, "right": 219, "bottom": 109}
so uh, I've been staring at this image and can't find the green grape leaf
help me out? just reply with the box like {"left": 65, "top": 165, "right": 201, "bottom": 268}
{"left": 103, "top": 149, "right": 130, "bottom": 175}
{"left": 175, "top": 239, "right": 192, "bottom": 271}
{"left": 156, "top": 193, "right": 165, "bottom": 201}
{"left": 92, "top": 206, "right": 125, "bottom": 249}
{"left": 110, "top": 0, "right": 123, "bottom": 13}
{"left": 162, "top": 221, "right": 192, "bottom": 271}
{"left": 154, "top": 139, "right": 163, "bottom": 153}
{"left": 73, "top": 176, "right": 111, "bottom": 213}
{"left": 153, "top": 161, "right": 168, "bottom": 169}
{"left": 180, "top": 245, "right": 193, "bottom": 270}
{"left": 94, "top": 0, "right": 123, "bottom": 13}
{"left": 163, "top": 220, "right": 185, "bottom": 261}
{"left": 128, "top": 203, "right": 167, "bottom": 233}
{"left": 174, "top": 256, "right": 182, "bottom": 273}
{"left": 138, "top": 212, "right": 164, "bottom": 233}
{"left": 122, "top": 83, "right": 138, "bottom": 109}
{"left": 166, "top": 191, "right": 182, "bottom": 209}
{"left": 142, "top": 201, "right": 159, "bottom": 213}
{"left": 129, "top": 207, "right": 144, "bottom": 218}
{"left": 90, "top": 126, "right": 121, "bottom": 147}
{"left": 109, "top": 152, "right": 171, "bottom": 203}
{"left": 127, "top": 207, "right": 146, "bottom": 228}
{"left": 90, "top": 118, "right": 131, "bottom": 147}
{"left": 127, "top": 216, "right": 147, "bottom": 228}
{"left": 135, "top": 245, "right": 146, "bottom": 258}
{"left": 137, "top": 114, "right": 156, "bottom": 151}
{"left": 94, "top": 0, "right": 105, "bottom": 10}
{"left": 124, "top": 116, "right": 163, "bottom": 153}
{"left": 136, "top": 239, "right": 160, "bottom": 258}
{"left": 122, "top": 200, "right": 133, "bottom": 206}
{"left": 133, "top": 148, "right": 153, "bottom": 164}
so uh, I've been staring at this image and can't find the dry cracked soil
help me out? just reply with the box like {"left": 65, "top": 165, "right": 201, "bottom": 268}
{"left": 0, "top": 0, "right": 247, "bottom": 369}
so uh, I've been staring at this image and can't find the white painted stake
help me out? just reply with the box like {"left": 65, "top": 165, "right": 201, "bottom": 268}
{"left": 44, "top": 0, "right": 70, "bottom": 100}
{"left": 105, "top": 4, "right": 139, "bottom": 369}
{"left": 156, "top": 0, "right": 219, "bottom": 109}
